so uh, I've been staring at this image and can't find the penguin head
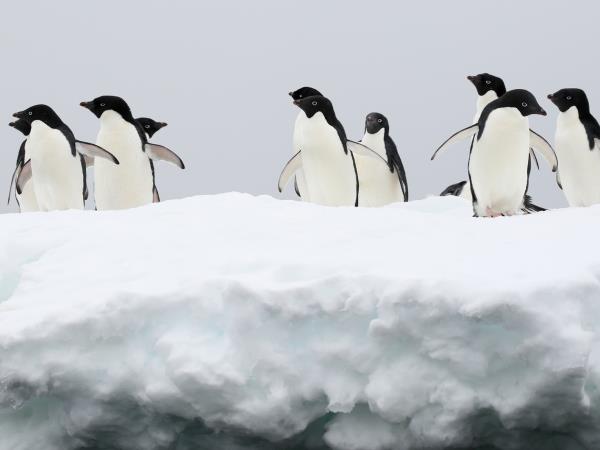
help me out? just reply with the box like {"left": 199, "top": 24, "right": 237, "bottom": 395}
{"left": 288, "top": 87, "right": 323, "bottom": 101}
{"left": 137, "top": 117, "right": 168, "bottom": 138}
{"left": 467, "top": 73, "right": 506, "bottom": 97}
{"left": 548, "top": 88, "right": 589, "bottom": 113}
{"left": 365, "top": 113, "right": 389, "bottom": 135}
{"left": 499, "top": 89, "right": 546, "bottom": 117}
{"left": 12, "top": 104, "right": 63, "bottom": 128}
{"left": 80, "top": 96, "right": 132, "bottom": 120}
{"left": 293, "top": 95, "right": 334, "bottom": 119}
{"left": 8, "top": 118, "right": 31, "bottom": 136}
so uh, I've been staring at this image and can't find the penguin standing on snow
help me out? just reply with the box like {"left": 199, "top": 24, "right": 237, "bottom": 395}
{"left": 13, "top": 105, "right": 119, "bottom": 211}
{"left": 80, "top": 96, "right": 184, "bottom": 210}
{"left": 136, "top": 117, "right": 168, "bottom": 203}
{"left": 7, "top": 119, "right": 39, "bottom": 212}
{"left": 288, "top": 87, "right": 324, "bottom": 201}
{"left": 354, "top": 113, "right": 408, "bottom": 206}
{"left": 548, "top": 88, "right": 600, "bottom": 207}
{"left": 433, "top": 90, "right": 556, "bottom": 217}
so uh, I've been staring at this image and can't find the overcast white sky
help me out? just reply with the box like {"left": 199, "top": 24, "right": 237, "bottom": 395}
{"left": 0, "top": 0, "right": 595, "bottom": 212}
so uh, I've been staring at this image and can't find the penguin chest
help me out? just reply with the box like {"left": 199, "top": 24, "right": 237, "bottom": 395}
{"left": 555, "top": 109, "right": 600, "bottom": 207}
{"left": 470, "top": 109, "right": 529, "bottom": 214}
{"left": 28, "top": 125, "right": 82, "bottom": 210}
{"left": 355, "top": 132, "right": 403, "bottom": 207}
{"left": 296, "top": 113, "right": 356, "bottom": 207}
{"left": 95, "top": 112, "right": 153, "bottom": 210}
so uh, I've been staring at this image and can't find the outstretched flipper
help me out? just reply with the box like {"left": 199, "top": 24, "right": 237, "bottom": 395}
{"left": 529, "top": 130, "right": 558, "bottom": 172}
{"left": 7, "top": 140, "right": 27, "bottom": 205}
{"left": 15, "top": 159, "right": 32, "bottom": 195}
{"left": 144, "top": 144, "right": 185, "bottom": 169}
{"left": 278, "top": 151, "right": 302, "bottom": 193}
{"left": 84, "top": 155, "right": 94, "bottom": 168}
{"left": 347, "top": 140, "right": 388, "bottom": 165}
{"left": 76, "top": 141, "right": 120, "bottom": 165}
{"left": 529, "top": 148, "right": 540, "bottom": 170}
{"left": 440, "top": 180, "right": 467, "bottom": 197}
{"left": 153, "top": 185, "right": 160, "bottom": 203}
{"left": 431, "top": 124, "right": 479, "bottom": 160}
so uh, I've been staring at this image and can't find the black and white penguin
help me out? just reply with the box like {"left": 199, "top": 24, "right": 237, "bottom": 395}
{"left": 13, "top": 105, "right": 118, "bottom": 211}
{"left": 80, "top": 96, "right": 184, "bottom": 210}
{"left": 548, "top": 88, "right": 600, "bottom": 207}
{"left": 7, "top": 119, "right": 39, "bottom": 212}
{"left": 354, "top": 113, "right": 408, "bottom": 206}
{"left": 136, "top": 117, "right": 168, "bottom": 203}
{"left": 433, "top": 90, "right": 555, "bottom": 217}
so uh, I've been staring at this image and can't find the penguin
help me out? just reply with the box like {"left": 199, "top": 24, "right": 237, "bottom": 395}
{"left": 288, "top": 87, "right": 323, "bottom": 200}
{"left": 12, "top": 104, "right": 118, "bottom": 211}
{"left": 278, "top": 95, "right": 385, "bottom": 207}
{"left": 136, "top": 117, "right": 168, "bottom": 139}
{"left": 7, "top": 119, "right": 39, "bottom": 212}
{"left": 432, "top": 89, "right": 555, "bottom": 217}
{"left": 136, "top": 117, "right": 168, "bottom": 203}
{"left": 80, "top": 96, "right": 184, "bottom": 210}
{"left": 548, "top": 88, "right": 600, "bottom": 207}
{"left": 353, "top": 113, "right": 408, "bottom": 206}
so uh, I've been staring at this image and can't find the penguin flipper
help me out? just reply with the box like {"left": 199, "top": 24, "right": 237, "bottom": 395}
{"left": 15, "top": 159, "right": 32, "bottom": 195}
{"left": 83, "top": 155, "right": 94, "bottom": 168}
{"left": 346, "top": 140, "right": 388, "bottom": 165}
{"left": 145, "top": 144, "right": 185, "bottom": 169}
{"left": 278, "top": 151, "right": 302, "bottom": 193}
{"left": 153, "top": 185, "right": 161, "bottom": 203}
{"left": 529, "top": 130, "right": 558, "bottom": 172}
{"left": 529, "top": 148, "right": 540, "bottom": 170}
{"left": 522, "top": 194, "right": 546, "bottom": 214}
{"left": 76, "top": 141, "right": 120, "bottom": 165}
{"left": 556, "top": 172, "right": 563, "bottom": 190}
{"left": 431, "top": 124, "right": 479, "bottom": 161}
{"left": 294, "top": 178, "right": 301, "bottom": 197}
{"left": 440, "top": 181, "right": 467, "bottom": 197}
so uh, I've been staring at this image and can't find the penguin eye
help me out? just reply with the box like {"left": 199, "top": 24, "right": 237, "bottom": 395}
{"left": 485, "top": 80, "right": 492, "bottom": 85}
{"left": 311, "top": 101, "right": 318, "bottom": 106}
{"left": 28, "top": 111, "right": 32, "bottom": 116}
{"left": 298, "top": 94, "right": 303, "bottom": 98}
{"left": 522, "top": 102, "right": 528, "bottom": 107}
{"left": 566, "top": 96, "right": 572, "bottom": 101}
{"left": 145, "top": 125, "right": 150, "bottom": 129}
{"left": 100, "top": 103, "right": 106, "bottom": 107}
{"left": 377, "top": 119, "right": 383, "bottom": 123}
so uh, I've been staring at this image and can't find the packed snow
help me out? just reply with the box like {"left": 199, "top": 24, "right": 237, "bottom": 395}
{"left": 0, "top": 193, "right": 599, "bottom": 450}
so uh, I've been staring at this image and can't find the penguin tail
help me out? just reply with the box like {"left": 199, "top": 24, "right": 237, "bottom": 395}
{"left": 440, "top": 181, "right": 467, "bottom": 197}
{"left": 522, "top": 194, "right": 546, "bottom": 214}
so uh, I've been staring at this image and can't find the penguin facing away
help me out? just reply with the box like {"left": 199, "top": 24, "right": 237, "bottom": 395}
{"left": 354, "top": 112, "right": 408, "bottom": 206}
{"left": 288, "top": 86, "right": 324, "bottom": 201}
{"left": 433, "top": 89, "right": 555, "bottom": 217}
{"left": 548, "top": 88, "right": 600, "bottom": 207}
{"left": 13, "top": 104, "right": 118, "bottom": 211}
{"left": 7, "top": 119, "right": 39, "bottom": 212}
{"left": 80, "top": 96, "right": 184, "bottom": 210}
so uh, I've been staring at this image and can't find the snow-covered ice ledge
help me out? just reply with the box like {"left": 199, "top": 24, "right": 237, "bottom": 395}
{"left": 1, "top": 194, "right": 599, "bottom": 450}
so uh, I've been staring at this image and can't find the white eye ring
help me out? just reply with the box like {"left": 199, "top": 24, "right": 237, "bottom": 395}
{"left": 566, "top": 96, "right": 572, "bottom": 100}
{"left": 311, "top": 101, "right": 317, "bottom": 106}
{"left": 485, "top": 80, "right": 491, "bottom": 85}
{"left": 522, "top": 102, "right": 528, "bottom": 107}
{"left": 28, "top": 111, "right": 33, "bottom": 116}
{"left": 100, "top": 103, "right": 105, "bottom": 107}
{"left": 145, "top": 125, "right": 150, "bottom": 128}
{"left": 298, "top": 94, "right": 303, "bottom": 98}
{"left": 377, "top": 118, "right": 383, "bottom": 123}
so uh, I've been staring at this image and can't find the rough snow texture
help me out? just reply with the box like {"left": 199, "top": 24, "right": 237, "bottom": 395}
{"left": 0, "top": 194, "right": 599, "bottom": 450}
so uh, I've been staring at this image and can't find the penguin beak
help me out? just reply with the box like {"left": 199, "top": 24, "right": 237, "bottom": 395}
{"left": 293, "top": 99, "right": 300, "bottom": 106}
{"left": 467, "top": 75, "right": 477, "bottom": 84}
{"left": 80, "top": 101, "right": 93, "bottom": 111}
{"left": 159, "top": 122, "right": 168, "bottom": 129}
{"left": 547, "top": 94, "right": 554, "bottom": 100}
{"left": 8, "top": 121, "right": 15, "bottom": 128}
{"left": 12, "top": 111, "right": 24, "bottom": 119}
{"left": 288, "top": 92, "right": 294, "bottom": 98}
{"left": 538, "top": 108, "right": 547, "bottom": 116}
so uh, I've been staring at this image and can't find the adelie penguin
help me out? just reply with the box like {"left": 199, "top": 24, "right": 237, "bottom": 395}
{"left": 288, "top": 86, "right": 323, "bottom": 201}
{"left": 136, "top": 117, "right": 168, "bottom": 203}
{"left": 80, "top": 96, "right": 184, "bottom": 210}
{"left": 278, "top": 94, "right": 385, "bottom": 207}
{"left": 440, "top": 73, "right": 545, "bottom": 213}
{"left": 433, "top": 89, "right": 557, "bottom": 217}
{"left": 12, "top": 105, "right": 119, "bottom": 211}
{"left": 7, "top": 119, "right": 39, "bottom": 212}
{"left": 354, "top": 113, "right": 408, "bottom": 206}
{"left": 548, "top": 88, "right": 600, "bottom": 207}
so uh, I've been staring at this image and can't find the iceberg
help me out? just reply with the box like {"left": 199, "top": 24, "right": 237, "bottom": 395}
{"left": 0, "top": 194, "right": 599, "bottom": 449}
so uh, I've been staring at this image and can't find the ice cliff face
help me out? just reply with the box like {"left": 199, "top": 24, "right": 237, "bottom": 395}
{"left": 0, "top": 194, "right": 599, "bottom": 450}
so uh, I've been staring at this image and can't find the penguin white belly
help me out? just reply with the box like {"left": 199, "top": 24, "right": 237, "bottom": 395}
{"left": 469, "top": 109, "right": 529, "bottom": 216}
{"left": 354, "top": 131, "right": 403, "bottom": 207}
{"left": 297, "top": 113, "right": 356, "bottom": 207}
{"left": 94, "top": 111, "right": 153, "bottom": 210}
{"left": 555, "top": 109, "right": 600, "bottom": 207}
{"left": 292, "top": 113, "right": 309, "bottom": 201}
{"left": 16, "top": 144, "right": 39, "bottom": 212}
{"left": 28, "top": 124, "right": 83, "bottom": 211}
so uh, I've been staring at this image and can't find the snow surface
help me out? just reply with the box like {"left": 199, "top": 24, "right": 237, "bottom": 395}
{"left": 0, "top": 193, "right": 599, "bottom": 450}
